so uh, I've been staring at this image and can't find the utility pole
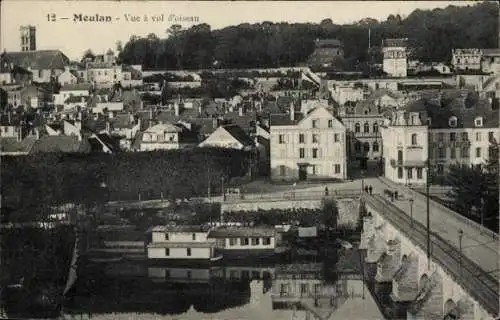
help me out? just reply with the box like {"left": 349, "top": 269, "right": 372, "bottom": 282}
{"left": 426, "top": 123, "right": 431, "bottom": 270}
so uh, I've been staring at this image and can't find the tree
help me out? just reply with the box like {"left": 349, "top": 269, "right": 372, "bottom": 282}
{"left": 322, "top": 198, "right": 338, "bottom": 230}
{"left": 167, "top": 25, "right": 187, "bottom": 69}
{"left": 81, "top": 49, "right": 95, "bottom": 63}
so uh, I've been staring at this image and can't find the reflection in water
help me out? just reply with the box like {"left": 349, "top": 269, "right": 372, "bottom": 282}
{"left": 56, "top": 248, "right": 387, "bottom": 319}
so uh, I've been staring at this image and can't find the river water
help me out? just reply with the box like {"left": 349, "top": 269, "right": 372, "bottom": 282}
{"left": 52, "top": 247, "right": 403, "bottom": 320}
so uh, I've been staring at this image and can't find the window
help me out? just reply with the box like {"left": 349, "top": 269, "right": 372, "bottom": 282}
{"left": 186, "top": 248, "right": 191, "bottom": 256}
{"left": 373, "top": 142, "right": 379, "bottom": 152}
{"left": 192, "top": 233, "right": 196, "bottom": 241}
{"left": 355, "top": 141, "right": 361, "bottom": 151}
{"left": 437, "top": 164, "right": 444, "bottom": 175}
{"left": 312, "top": 134, "right": 319, "bottom": 143}
{"left": 280, "top": 283, "right": 290, "bottom": 296}
{"left": 417, "top": 168, "right": 423, "bottom": 179}
{"left": 354, "top": 122, "right": 361, "bottom": 133}
{"left": 450, "top": 132, "right": 456, "bottom": 141}
{"left": 312, "top": 148, "right": 319, "bottom": 158}
{"left": 474, "top": 117, "right": 483, "bottom": 127}
{"left": 279, "top": 165, "right": 286, "bottom": 176}
{"left": 334, "top": 133, "right": 339, "bottom": 142}
{"left": 263, "top": 237, "right": 271, "bottom": 245}
{"left": 438, "top": 133, "right": 444, "bottom": 141}
{"left": 229, "top": 238, "right": 238, "bottom": 246}
{"left": 299, "top": 133, "right": 305, "bottom": 143}
{"left": 312, "top": 165, "right": 318, "bottom": 175}
{"left": 241, "top": 238, "right": 249, "bottom": 246}
{"left": 450, "top": 147, "right": 456, "bottom": 159}
{"left": 411, "top": 134, "right": 418, "bottom": 145}
{"left": 299, "top": 148, "right": 305, "bottom": 158}
{"left": 397, "top": 150, "right": 403, "bottom": 162}
{"left": 165, "top": 233, "right": 169, "bottom": 240}
{"left": 312, "top": 119, "right": 318, "bottom": 128}
{"left": 407, "top": 168, "right": 413, "bottom": 179}
{"left": 476, "top": 147, "right": 481, "bottom": 158}
{"left": 438, "top": 147, "right": 446, "bottom": 158}
{"left": 461, "top": 147, "right": 470, "bottom": 158}
{"left": 279, "top": 134, "right": 285, "bottom": 144}
{"left": 363, "top": 122, "right": 370, "bottom": 133}
{"left": 334, "top": 164, "right": 341, "bottom": 174}
{"left": 475, "top": 132, "right": 481, "bottom": 141}
{"left": 397, "top": 167, "right": 403, "bottom": 179}
{"left": 328, "top": 119, "right": 333, "bottom": 128}
{"left": 251, "top": 238, "right": 260, "bottom": 246}
{"left": 165, "top": 248, "right": 170, "bottom": 256}
{"left": 461, "top": 132, "right": 468, "bottom": 141}
{"left": 363, "top": 142, "right": 370, "bottom": 152}
{"left": 300, "top": 283, "right": 309, "bottom": 296}
{"left": 373, "top": 122, "right": 379, "bottom": 133}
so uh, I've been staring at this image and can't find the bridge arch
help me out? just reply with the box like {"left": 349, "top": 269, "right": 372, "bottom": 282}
{"left": 444, "top": 299, "right": 457, "bottom": 315}
{"left": 419, "top": 274, "right": 429, "bottom": 291}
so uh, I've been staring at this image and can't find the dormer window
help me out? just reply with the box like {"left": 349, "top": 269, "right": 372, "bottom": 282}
{"left": 448, "top": 116, "right": 457, "bottom": 128}
{"left": 474, "top": 117, "right": 483, "bottom": 127}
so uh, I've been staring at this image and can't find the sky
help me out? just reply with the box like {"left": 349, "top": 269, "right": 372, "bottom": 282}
{"left": 1, "top": 0, "right": 481, "bottom": 61}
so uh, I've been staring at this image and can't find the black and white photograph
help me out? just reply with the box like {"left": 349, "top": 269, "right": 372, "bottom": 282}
{"left": 0, "top": 1, "right": 499, "bottom": 319}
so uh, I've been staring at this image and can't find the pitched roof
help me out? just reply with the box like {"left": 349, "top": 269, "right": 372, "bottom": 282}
{"left": 382, "top": 38, "right": 409, "bottom": 48}
{"left": 269, "top": 113, "right": 304, "bottom": 126}
{"left": 145, "top": 122, "right": 183, "bottom": 133}
{"left": 111, "top": 113, "right": 135, "bottom": 129}
{"left": 147, "top": 225, "right": 212, "bottom": 233}
{"left": 60, "top": 83, "right": 92, "bottom": 91}
{"left": 191, "top": 117, "right": 219, "bottom": 136}
{"left": 31, "top": 135, "right": 91, "bottom": 153}
{"left": 404, "top": 90, "right": 499, "bottom": 129}
{"left": 82, "top": 118, "right": 107, "bottom": 133}
{"left": 65, "top": 95, "right": 88, "bottom": 104}
{"left": 89, "top": 133, "right": 120, "bottom": 153}
{"left": 222, "top": 124, "right": 255, "bottom": 147}
{"left": 315, "top": 39, "right": 343, "bottom": 48}
{"left": 2, "top": 50, "right": 70, "bottom": 70}
{"left": 482, "top": 48, "right": 500, "bottom": 56}
{"left": 223, "top": 111, "right": 257, "bottom": 133}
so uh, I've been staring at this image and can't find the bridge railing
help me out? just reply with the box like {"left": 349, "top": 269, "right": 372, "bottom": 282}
{"left": 224, "top": 189, "right": 361, "bottom": 202}
{"left": 364, "top": 195, "right": 499, "bottom": 316}
{"left": 378, "top": 177, "right": 498, "bottom": 241}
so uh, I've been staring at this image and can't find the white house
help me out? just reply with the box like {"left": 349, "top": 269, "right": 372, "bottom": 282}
{"left": 207, "top": 227, "right": 277, "bottom": 257}
{"left": 382, "top": 38, "right": 409, "bottom": 78}
{"left": 140, "top": 122, "right": 198, "bottom": 151}
{"left": 452, "top": 48, "right": 483, "bottom": 71}
{"left": 198, "top": 124, "right": 255, "bottom": 150}
{"left": 92, "top": 101, "right": 124, "bottom": 114}
{"left": 53, "top": 83, "right": 91, "bottom": 106}
{"left": 57, "top": 66, "right": 81, "bottom": 86}
{"left": 380, "top": 110, "right": 428, "bottom": 186}
{"left": 269, "top": 104, "right": 347, "bottom": 181}
{"left": 63, "top": 95, "right": 88, "bottom": 111}
{"left": 146, "top": 225, "right": 221, "bottom": 261}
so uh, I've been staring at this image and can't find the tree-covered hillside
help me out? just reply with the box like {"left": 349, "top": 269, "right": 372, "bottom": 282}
{"left": 117, "top": 2, "right": 498, "bottom": 70}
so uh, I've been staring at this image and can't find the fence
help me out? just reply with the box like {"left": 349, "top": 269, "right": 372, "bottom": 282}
{"left": 378, "top": 177, "right": 498, "bottom": 241}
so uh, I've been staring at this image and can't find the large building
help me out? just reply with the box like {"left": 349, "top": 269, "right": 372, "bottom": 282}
{"left": 307, "top": 39, "right": 344, "bottom": 68}
{"left": 451, "top": 49, "right": 483, "bottom": 72}
{"left": 269, "top": 103, "right": 347, "bottom": 181}
{"left": 380, "top": 109, "right": 429, "bottom": 186}
{"left": 0, "top": 50, "right": 69, "bottom": 83}
{"left": 381, "top": 90, "right": 500, "bottom": 185}
{"left": 20, "top": 25, "right": 36, "bottom": 52}
{"left": 382, "top": 38, "right": 409, "bottom": 78}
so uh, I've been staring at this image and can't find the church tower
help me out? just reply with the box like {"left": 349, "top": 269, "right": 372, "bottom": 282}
{"left": 20, "top": 25, "right": 36, "bottom": 51}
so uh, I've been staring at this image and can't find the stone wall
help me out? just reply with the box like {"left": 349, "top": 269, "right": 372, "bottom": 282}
{"left": 221, "top": 199, "right": 323, "bottom": 213}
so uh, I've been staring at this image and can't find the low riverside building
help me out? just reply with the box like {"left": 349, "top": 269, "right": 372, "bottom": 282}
{"left": 208, "top": 227, "right": 278, "bottom": 258}
{"left": 146, "top": 225, "right": 222, "bottom": 262}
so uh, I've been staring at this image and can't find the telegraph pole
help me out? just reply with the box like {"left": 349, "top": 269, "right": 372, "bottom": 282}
{"left": 426, "top": 122, "right": 431, "bottom": 270}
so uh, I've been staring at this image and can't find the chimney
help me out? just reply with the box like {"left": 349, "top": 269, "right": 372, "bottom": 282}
{"left": 35, "top": 127, "right": 40, "bottom": 140}
{"left": 289, "top": 102, "right": 295, "bottom": 121}
{"left": 105, "top": 121, "right": 110, "bottom": 133}
{"left": 16, "top": 127, "right": 22, "bottom": 142}
{"left": 75, "top": 120, "right": 82, "bottom": 131}
{"left": 64, "top": 66, "right": 70, "bottom": 72}
{"left": 213, "top": 117, "right": 218, "bottom": 129}
{"left": 108, "top": 111, "right": 114, "bottom": 119}
{"left": 174, "top": 103, "right": 180, "bottom": 117}
{"left": 198, "top": 104, "right": 202, "bottom": 116}
{"left": 7, "top": 111, "right": 11, "bottom": 124}
{"left": 238, "top": 106, "right": 244, "bottom": 117}
{"left": 149, "top": 108, "right": 153, "bottom": 120}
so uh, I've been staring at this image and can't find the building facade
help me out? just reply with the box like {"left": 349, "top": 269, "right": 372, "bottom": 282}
{"left": 451, "top": 49, "right": 483, "bottom": 72}
{"left": 382, "top": 38, "right": 409, "bottom": 78}
{"left": 380, "top": 110, "right": 429, "bottom": 186}
{"left": 270, "top": 104, "right": 347, "bottom": 181}
{"left": 20, "top": 25, "right": 36, "bottom": 52}
{"left": 146, "top": 225, "right": 220, "bottom": 261}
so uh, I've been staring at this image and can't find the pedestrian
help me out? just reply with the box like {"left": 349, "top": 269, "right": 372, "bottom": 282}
{"left": 368, "top": 185, "right": 373, "bottom": 195}
{"left": 325, "top": 187, "right": 329, "bottom": 196}
{"left": 394, "top": 190, "right": 399, "bottom": 200}
{"left": 364, "top": 186, "right": 369, "bottom": 193}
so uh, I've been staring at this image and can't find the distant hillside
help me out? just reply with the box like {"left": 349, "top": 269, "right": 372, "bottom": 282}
{"left": 117, "top": 1, "right": 498, "bottom": 70}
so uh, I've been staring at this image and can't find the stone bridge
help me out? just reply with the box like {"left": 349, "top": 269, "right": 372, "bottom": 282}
{"left": 360, "top": 194, "right": 498, "bottom": 320}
